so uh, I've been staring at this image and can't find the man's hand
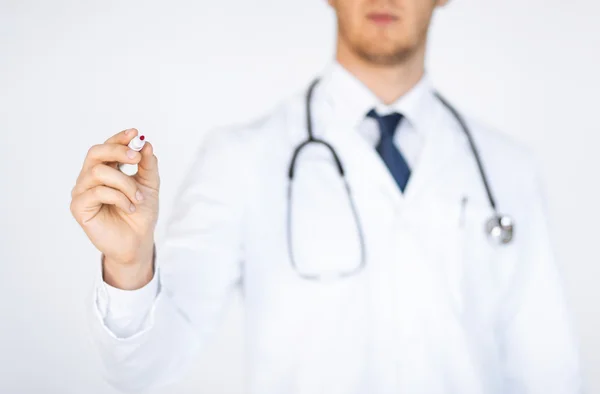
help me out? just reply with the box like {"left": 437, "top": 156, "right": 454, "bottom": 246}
{"left": 70, "top": 128, "right": 160, "bottom": 289}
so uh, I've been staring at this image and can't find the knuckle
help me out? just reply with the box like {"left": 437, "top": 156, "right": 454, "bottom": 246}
{"left": 87, "top": 144, "right": 101, "bottom": 158}
{"left": 69, "top": 198, "right": 81, "bottom": 220}
{"left": 90, "top": 186, "right": 99, "bottom": 197}
{"left": 71, "top": 184, "right": 83, "bottom": 199}
{"left": 90, "top": 164, "right": 103, "bottom": 179}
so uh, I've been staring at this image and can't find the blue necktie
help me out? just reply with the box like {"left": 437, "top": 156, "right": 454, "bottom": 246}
{"left": 367, "top": 109, "right": 411, "bottom": 192}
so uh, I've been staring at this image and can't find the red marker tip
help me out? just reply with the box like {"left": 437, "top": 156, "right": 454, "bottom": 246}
{"left": 139, "top": 135, "right": 145, "bottom": 141}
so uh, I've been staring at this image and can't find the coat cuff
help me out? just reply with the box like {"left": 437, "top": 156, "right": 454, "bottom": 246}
{"left": 94, "top": 247, "right": 160, "bottom": 338}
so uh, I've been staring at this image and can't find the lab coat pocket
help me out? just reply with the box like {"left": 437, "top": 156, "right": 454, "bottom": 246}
{"left": 423, "top": 195, "right": 496, "bottom": 322}
{"left": 427, "top": 197, "right": 508, "bottom": 394}
{"left": 423, "top": 195, "right": 468, "bottom": 318}
{"left": 460, "top": 199, "right": 500, "bottom": 325}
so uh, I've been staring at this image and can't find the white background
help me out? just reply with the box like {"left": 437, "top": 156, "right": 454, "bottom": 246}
{"left": 1, "top": 0, "right": 599, "bottom": 393}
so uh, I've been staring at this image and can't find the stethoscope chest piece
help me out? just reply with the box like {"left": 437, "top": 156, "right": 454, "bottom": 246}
{"left": 485, "top": 214, "right": 514, "bottom": 245}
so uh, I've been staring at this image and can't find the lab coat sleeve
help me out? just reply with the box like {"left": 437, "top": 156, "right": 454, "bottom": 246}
{"left": 500, "top": 165, "right": 583, "bottom": 394}
{"left": 94, "top": 255, "right": 160, "bottom": 340}
{"left": 86, "top": 128, "right": 248, "bottom": 393}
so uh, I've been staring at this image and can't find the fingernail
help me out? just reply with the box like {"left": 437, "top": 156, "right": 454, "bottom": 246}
{"left": 129, "top": 203, "right": 136, "bottom": 213}
{"left": 136, "top": 190, "right": 144, "bottom": 202}
{"left": 127, "top": 149, "right": 137, "bottom": 159}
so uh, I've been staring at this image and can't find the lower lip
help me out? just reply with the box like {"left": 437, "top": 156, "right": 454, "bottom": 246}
{"left": 368, "top": 14, "right": 398, "bottom": 25}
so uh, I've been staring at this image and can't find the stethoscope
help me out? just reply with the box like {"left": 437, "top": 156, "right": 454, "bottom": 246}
{"left": 287, "top": 78, "right": 514, "bottom": 280}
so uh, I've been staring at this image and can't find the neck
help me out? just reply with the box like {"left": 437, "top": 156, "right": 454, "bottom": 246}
{"left": 336, "top": 43, "right": 426, "bottom": 105}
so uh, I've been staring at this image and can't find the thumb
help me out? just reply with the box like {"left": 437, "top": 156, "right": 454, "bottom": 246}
{"left": 135, "top": 141, "right": 160, "bottom": 190}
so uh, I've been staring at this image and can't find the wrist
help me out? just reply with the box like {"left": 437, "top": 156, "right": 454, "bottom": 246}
{"left": 103, "top": 244, "right": 155, "bottom": 290}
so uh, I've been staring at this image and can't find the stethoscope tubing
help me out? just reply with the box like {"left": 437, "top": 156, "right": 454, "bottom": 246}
{"left": 286, "top": 78, "right": 513, "bottom": 280}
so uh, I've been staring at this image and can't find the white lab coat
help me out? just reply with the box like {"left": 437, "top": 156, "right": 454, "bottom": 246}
{"left": 87, "top": 64, "right": 582, "bottom": 394}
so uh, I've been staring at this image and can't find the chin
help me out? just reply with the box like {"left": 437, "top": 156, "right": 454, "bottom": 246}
{"left": 354, "top": 42, "right": 416, "bottom": 66}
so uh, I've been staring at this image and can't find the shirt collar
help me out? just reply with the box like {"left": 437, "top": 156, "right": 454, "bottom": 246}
{"left": 318, "top": 61, "right": 436, "bottom": 133}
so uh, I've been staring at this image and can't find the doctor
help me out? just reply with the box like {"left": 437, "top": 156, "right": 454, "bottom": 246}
{"left": 70, "top": 0, "right": 582, "bottom": 393}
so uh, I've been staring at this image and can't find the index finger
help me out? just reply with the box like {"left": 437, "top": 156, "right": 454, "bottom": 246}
{"left": 105, "top": 128, "right": 139, "bottom": 145}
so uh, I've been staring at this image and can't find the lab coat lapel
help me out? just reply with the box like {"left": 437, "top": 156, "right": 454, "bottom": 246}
{"left": 326, "top": 126, "right": 404, "bottom": 208}
{"left": 324, "top": 114, "right": 465, "bottom": 208}
{"left": 403, "top": 111, "right": 465, "bottom": 201}
{"left": 322, "top": 122, "right": 462, "bottom": 210}
{"left": 313, "top": 94, "right": 472, "bottom": 215}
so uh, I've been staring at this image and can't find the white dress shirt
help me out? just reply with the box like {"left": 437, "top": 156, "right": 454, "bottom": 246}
{"left": 88, "top": 61, "right": 582, "bottom": 394}
{"left": 340, "top": 63, "right": 428, "bottom": 169}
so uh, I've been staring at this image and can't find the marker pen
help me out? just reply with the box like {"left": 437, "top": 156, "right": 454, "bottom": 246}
{"left": 119, "top": 135, "right": 146, "bottom": 176}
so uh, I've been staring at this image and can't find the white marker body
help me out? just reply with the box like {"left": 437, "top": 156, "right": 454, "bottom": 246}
{"left": 119, "top": 136, "right": 146, "bottom": 176}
